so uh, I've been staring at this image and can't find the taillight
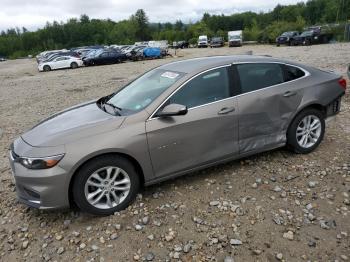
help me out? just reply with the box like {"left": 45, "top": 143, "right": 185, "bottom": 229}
{"left": 338, "top": 78, "right": 347, "bottom": 90}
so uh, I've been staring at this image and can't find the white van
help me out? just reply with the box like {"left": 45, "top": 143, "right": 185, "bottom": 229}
{"left": 228, "top": 31, "right": 243, "bottom": 47}
{"left": 198, "top": 35, "right": 208, "bottom": 48}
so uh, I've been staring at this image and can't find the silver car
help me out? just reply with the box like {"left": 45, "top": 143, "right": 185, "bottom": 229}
{"left": 9, "top": 55, "right": 347, "bottom": 215}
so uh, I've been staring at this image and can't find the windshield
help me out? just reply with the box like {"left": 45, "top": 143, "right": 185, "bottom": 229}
{"left": 199, "top": 37, "right": 207, "bottom": 41}
{"left": 106, "top": 69, "right": 185, "bottom": 113}
{"left": 301, "top": 31, "right": 312, "bottom": 37}
{"left": 229, "top": 35, "right": 240, "bottom": 40}
{"left": 281, "top": 32, "right": 294, "bottom": 36}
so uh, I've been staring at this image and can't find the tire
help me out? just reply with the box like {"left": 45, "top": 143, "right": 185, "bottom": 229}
{"left": 43, "top": 65, "right": 51, "bottom": 72}
{"left": 70, "top": 62, "right": 78, "bottom": 69}
{"left": 287, "top": 108, "right": 325, "bottom": 154}
{"left": 72, "top": 155, "right": 140, "bottom": 216}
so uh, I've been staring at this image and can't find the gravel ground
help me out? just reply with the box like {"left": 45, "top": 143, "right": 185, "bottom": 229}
{"left": 0, "top": 44, "right": 349, "bottom": 262}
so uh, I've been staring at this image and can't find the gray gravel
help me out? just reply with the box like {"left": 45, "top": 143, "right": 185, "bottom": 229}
{"left": 0, "top": 43, "right": 349, "bottom": 261}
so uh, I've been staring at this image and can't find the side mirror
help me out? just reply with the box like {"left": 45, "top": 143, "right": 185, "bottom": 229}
{"left": 157, "top": 103, "right": 188, "bottom": 117}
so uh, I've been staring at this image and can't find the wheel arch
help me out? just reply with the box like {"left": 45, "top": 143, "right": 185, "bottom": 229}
{"left": 287, "top": 102, "right": 327, "bottom": 135}
{"left": 68, "top": 151, "right": 145, "bottom": 207}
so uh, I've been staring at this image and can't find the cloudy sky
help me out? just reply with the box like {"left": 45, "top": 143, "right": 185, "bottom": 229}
{"left": 0, "top": 0, "right": 303, "bottom": 31}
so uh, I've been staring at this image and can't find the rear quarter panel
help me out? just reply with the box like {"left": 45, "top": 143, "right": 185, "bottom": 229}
{"left": 291, "top": 67, "right": 344, "bottom": 119}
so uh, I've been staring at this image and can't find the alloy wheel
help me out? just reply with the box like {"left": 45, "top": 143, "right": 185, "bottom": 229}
{"left": 296, "top": 115, "right": 322, "bottom": 149}
{"left": 84, "top": 166, "right": 131, "bottom": 209}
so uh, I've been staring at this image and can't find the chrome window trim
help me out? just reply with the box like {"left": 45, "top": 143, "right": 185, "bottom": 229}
{"left": 232, "top": 61, "right": 310, "bottom": 98}
{"left": 147, "top": 62, "right": 310, "bottom": 121}
{"left": 148, "top": 64, "right": 231, "bottom": 121}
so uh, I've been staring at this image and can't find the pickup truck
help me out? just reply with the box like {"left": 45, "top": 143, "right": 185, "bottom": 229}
{"left": 293, "top": 26, "right": 333, "bottom": 46}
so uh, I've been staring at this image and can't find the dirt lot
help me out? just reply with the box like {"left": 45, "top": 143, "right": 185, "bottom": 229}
{"left": 0, "top": 44, "right": 349, "bottom": 262}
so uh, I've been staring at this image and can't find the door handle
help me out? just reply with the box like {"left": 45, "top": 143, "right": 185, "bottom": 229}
{"left": 283, "top": 91, "right": 297, "bottom": 97}
{"left": 218, "top": 107, "right": 235, "bottom": 115}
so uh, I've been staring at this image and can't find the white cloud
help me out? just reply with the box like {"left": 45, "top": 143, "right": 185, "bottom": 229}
{"left": 0, "top": 0, "right": 304, "bottom": 31}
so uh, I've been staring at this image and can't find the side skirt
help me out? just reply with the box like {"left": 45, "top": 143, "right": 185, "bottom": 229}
{"left": 144, "top": 142, "right": 286, "bottom": 186}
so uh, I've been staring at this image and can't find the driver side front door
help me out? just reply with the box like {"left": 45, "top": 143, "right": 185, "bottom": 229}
{"left": 146, "top": 66, "right": 239, "bottom": 178}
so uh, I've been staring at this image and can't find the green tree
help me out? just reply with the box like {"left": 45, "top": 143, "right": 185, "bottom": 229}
{"left": 131, "top": 9, "right": 150, "bottom": 41}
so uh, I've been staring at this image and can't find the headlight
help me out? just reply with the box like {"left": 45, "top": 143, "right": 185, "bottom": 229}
{"left": 286, "top": 37, "right": 290, "bottom": 41}
{"left": 18, "top": 154, "right": 65, "bottom": 169}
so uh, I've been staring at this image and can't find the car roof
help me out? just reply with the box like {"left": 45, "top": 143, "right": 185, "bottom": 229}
{"left": 158, "top": 55, "right": 298, "bottom": 74}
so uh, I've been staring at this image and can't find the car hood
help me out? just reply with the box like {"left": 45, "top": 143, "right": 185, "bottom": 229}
{"left": 21, "top": 101, "right": 125, "bottom": 147}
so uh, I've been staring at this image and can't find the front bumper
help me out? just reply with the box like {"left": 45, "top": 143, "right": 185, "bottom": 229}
{"left": 198, "top": 43, "right": 208, "bottom": 47}
{"left": 277, "top": 38, "right": 289, "bottom": 44}
{"left": 229, "top": 41, "right": 241, "bottom": 47}
{"left": 210, "top": 43, "right": 223, "bottom": 47}
{"left": 9, "top": 139, "right": 70, "bottom": 210}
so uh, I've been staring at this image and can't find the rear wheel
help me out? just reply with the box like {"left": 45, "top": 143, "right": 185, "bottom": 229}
{"left": 72, "top": 156, "right": 140, "bottom": 215}
{"left": 287, "top": 109, "right": 325, "bottom": 154}
{"left": 70, "top": 62, "right": 78, "bottom": 69}
{"left": 43, "top": 65, "right": 51, "bottom": 72}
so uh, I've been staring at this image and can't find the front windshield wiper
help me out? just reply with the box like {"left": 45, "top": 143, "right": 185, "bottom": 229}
{"left": 101, "top": 101, "right": 122, "bottom": 116}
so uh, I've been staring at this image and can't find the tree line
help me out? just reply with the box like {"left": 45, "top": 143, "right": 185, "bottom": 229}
{"left": 0, "top": 0, "right": 349, "bottom": 58}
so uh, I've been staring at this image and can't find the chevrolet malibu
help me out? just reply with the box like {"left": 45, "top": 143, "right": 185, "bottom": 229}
{"left": 9, "top": 56, "right": 347, "bottom": 215}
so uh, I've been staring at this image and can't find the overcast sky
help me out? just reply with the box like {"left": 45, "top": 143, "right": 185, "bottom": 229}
{"left": 0, "top": 0, "right": 304, "bottom": 31}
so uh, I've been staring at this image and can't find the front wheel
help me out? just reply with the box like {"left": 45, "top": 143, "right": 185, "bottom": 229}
{"left": 287, "top": 109, "right": 325, "bottom": 154}
{"left": 72, "top": 156, "right": 140, "bottom": 215}
{"left": 70, "top": 62, "right": 78, "bottom": 69}
{"left": 43, "top": 65, "right": 51, "bottom": 72}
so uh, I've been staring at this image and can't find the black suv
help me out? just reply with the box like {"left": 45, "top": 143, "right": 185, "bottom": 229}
{"left": 276, "top": 31, "right": 299, "bottom": 46}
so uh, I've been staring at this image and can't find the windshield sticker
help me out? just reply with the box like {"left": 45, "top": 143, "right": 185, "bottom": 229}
{"left": 161, "top": 71, "right": 179, "bottom": 79}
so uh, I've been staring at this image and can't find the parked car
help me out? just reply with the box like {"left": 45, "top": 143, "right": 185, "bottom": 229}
{"left": 40, "top": 51, "right": 80, "bottom": 63}
{"left": 0, "top": 56, "right": 6, "bottom": 62}
{"left": 210, "top": 37, "right": 224, "bottom": 47}
{"left": 293, "top": 31, "right": 315, "bottom": 45}
{"left": 83, "top": 50, "right": 126, "bottom": 66}
{"left": 122, "top": 45, "right": 147, "bottom": 59}
{"left": 174, "top": 41, "right": 189, "bottom": 49}
{"left": 81, "top": 49, "right": 104, "bottom": 60}
{"left": 293, "top": 26, "right": 333, "bottom": 46}
{"left": 38, "top": 56, "right": 83, "bottom": 72}
{"left": 198, "top": 35, "right": 208, "bottom": 48}
{"left": 276, "top": 31, "right": 299, "bottom": 46}
{"left": 127, "top": 46, "right": 147, "bottom": 61}
{"left": 36, "top": 49, "right": 68, "bottom": 63}
{"left": 9, "top": 55, "right": 346, "bottom": 215}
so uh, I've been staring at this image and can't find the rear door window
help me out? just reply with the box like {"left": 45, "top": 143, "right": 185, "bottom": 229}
{"left": 236, "top": 63, "right": 284, "bottom": 94}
